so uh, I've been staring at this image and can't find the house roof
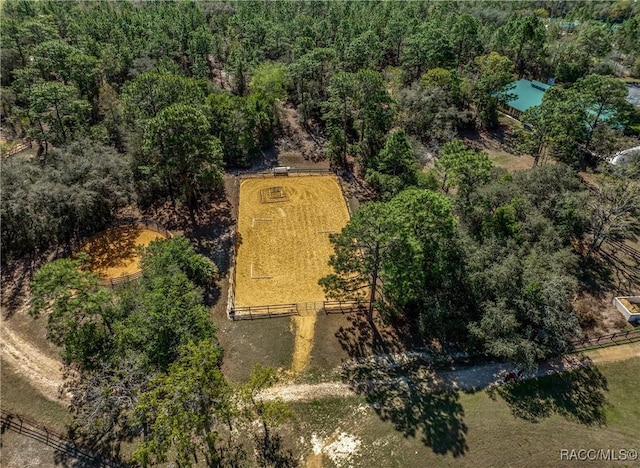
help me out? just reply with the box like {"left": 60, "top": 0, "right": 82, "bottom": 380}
{"left": 503, "top": 79, "right": 551, "bottom": 113}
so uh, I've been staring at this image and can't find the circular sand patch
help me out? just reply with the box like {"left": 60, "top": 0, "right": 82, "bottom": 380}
{"left": 77, "top": 225, "right": 168, "bottom": 279}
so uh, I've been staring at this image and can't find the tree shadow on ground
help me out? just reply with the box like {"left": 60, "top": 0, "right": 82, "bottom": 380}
{"left": 334, "top": 313, "right": 390, "bottom": 358}
{"left": 577, "top": 254, "right": 614, "bottom": 294}
{"left": 52, "top": 448, "right": 110, "bottom": 467}
{"left": 488, "top": 365, "right": 608, "bottom": 426}
{"left": 597, "top": 249, "right": 640, "bottom": 293}
{"left": 254, "top": 431, "right": 299, "bottom": 468}
{"left": 578, "top": 240, "right": 640, "bottom": 295}
{"left": 1, "top": 249, "right": 59, "bottom": 316}
{"left": 335, "top": 313, "right": 452, "bottom": 359}
{"left": 78, "top": 225, "right": 142, "bottom": 275}
{"left": 342, "top": 353, "right": 468, "bottom": 456}
{"left": 57, "top": 426, "right": 132, "bottom": 468}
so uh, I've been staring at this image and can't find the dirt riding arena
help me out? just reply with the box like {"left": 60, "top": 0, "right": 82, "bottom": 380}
{"left": 77, "top": 224, "right": 168, "bottom": 279}
{"left": 233, "top": 175, "right": 350, "bottom": 308}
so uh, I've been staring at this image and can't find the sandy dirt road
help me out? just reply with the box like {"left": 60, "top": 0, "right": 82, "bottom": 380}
{"left": 261, "top": 342, "right": 640, "bottom": 403}
{"left": 1, "top": 318, "right": 66, "bottom": 402}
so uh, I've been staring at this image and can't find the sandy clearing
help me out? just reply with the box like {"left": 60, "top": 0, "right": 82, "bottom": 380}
{"left": 78, "top": 225, "right": 166, "bottom": 279}
{"left": 260, "top": 382, "right": 355, "bottom": 402}
{"left": 290, "top": 314, "right": 317, "bottom": 375}
{"left": 234, "top": 176, "right": 350, "bottom": 307}
{"left": 261, "top": 342, "right": 640, "bottom": 403}
{"left": 306, "top": 431, "right": 361, "bottom": 468}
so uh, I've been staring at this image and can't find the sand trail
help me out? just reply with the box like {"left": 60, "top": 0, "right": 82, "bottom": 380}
{"left": 290, "top": 314, "right": 317, "bottom": 374}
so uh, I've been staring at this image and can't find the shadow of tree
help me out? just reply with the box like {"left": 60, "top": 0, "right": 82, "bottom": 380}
{"left": 143, "top": 194, "right": 234, "bottom": 308}
{"left": 254, "top": 431, "right": 299, "bottom": 468}
{"left": 342, "top": 355, "right": 468, "bottom": 456}
{"left": 52, "top": 449, "right": 107, "bottom": 467}
{"left": 576, "top": 255, "right": 613, "bottom": 295}
{"left": 488, "top": 365, "right": 608, "bottom": 426}
{"left": 185, "top": 201, "right": 234, "bottom": 307}
{"left": 216, "top": 446, "right": 248, "bottom": 468}
{"left": 334, "top": 313, "right": 420, "bottom": 359}
{"left": 78, "top": 225, "right": 143, "bottom": 275}
{"left": 58, "top": 425, "right": 132, "bottom": 468}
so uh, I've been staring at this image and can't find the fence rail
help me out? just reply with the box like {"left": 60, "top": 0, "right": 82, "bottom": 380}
{"left": 569, "top": 328, "right": 640, "bottom": 351}
{"left": 231, "top": 303, "right": 298, "bottom": 320}
{"left": 1, "top": 139, "right": 32, "bottom": 157}
{"left": 605, "top": 237, "right": 640, "bottom": 262}
{"left": 321, "top": 300, "right": 368, "bottom": 314}
{"left": 1, "top": 411, "right": 126, "bottom": 467}
{"left": 97, "top": 271, "right": 143, "bottom": 288}
{"left": 235, "top": 168, "right": 334, "bottom": 179}
{"left": 230, "top": 299, "right": 368, "bottom": 320}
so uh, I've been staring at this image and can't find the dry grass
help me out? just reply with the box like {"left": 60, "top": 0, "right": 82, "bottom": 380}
{"left": 287, "top": 357, "right": 640, "bottom": 467}
{"left": 234, "top": 176, "right": 350, "bottom": 307}
{"left": 620, "top": 298, "right": 640, "bottom": 314}
{"left": 78, "top": 225, "right": 166, "bottom": 279}
{"left": 487, "top": 150, "right": 536, "bottom": 172}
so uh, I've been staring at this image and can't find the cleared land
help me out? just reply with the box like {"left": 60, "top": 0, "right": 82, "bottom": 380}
{"left": 287, "top": 355, "right": 640, "bottom": 468}
{"left": 234, "top": 175, "right": 350, "bottom": 307}
{"left": 78, "top": 225, "right": 166, "bottom": 278}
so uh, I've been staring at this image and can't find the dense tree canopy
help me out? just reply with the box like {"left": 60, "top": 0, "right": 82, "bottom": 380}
{"left": 142, "top": 103, "right": 224, "bottom": 220}
{"left": 29, "top": 237, "right": 288, "bottom": 465}
{"left": 1, "top": 0, "right": 637, "bottom": 180}
{"left": 1, "top": 140, "right": 133, "bottom": 260}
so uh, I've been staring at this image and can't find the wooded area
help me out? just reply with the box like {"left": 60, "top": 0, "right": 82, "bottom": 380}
{"left": 1, "top": 1, "right": 639, "bottom": 466}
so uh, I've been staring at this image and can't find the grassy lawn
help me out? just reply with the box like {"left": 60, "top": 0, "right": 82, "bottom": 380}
{"left": 487, "top": 150, "right": 536, "bottom": 172}
{"left": 285, "top": 357, "right": 640, "bottom": 467}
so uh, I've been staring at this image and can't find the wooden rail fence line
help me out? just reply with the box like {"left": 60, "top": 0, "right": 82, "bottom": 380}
{"left": 1, "top": 140, "right": 32, "bottom": 157}
{"left": 569, "top": 328, "right": 640, "bottom": 351}
{"left": 1, "top": 411, "right": 127, "bottom": 467}
{"left": 229, "top": 300, "right": 368, "bottom": 320}
{"left": 605, "top": 237, "right": 640, "bottom": 262}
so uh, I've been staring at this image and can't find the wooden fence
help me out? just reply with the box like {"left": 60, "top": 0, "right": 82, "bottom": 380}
{"left": 569, "top": 328, "right": 640, "bottom": 351}
{"left": 0, "top": 411, "right": 127, "bottom": 467}
{"left": 1, "top": 139, "right": 32, "bottom": 157}
{"left": 230, "top": 303, "right": 298, "bottom": 320}
{"left": 605, "top": 236, "right": 640, "bottom": 263}
{"left": 97, "top": 271, "right": 143, "bottom": 289}
{"left": 234, "top": 167, "right": 333, "bottom": 178}
{"left": 321, "top": 300, "right": 368, "bottom": 314}
{"left": 230, "top": 299, "right": 367, "bottom": 320}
